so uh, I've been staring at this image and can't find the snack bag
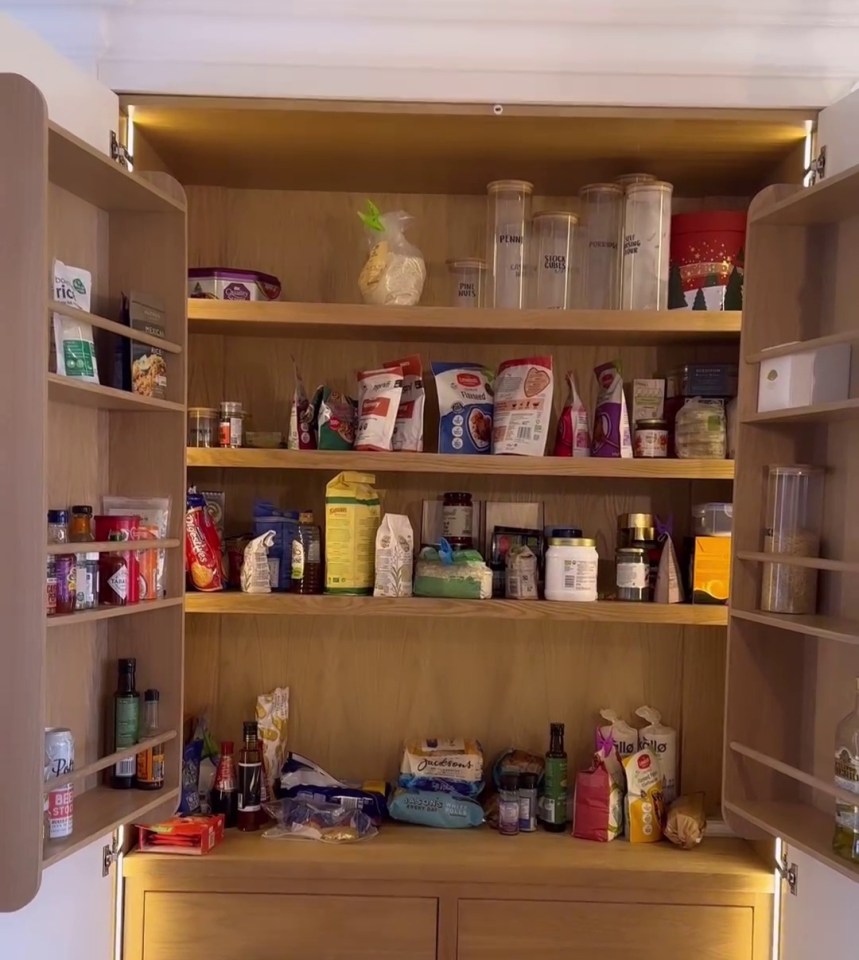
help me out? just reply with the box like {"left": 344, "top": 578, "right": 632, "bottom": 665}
{"left": 357, "top": 201, "right": 426, "bottom": 307}
{"left": 592, "top": 360, "right": 632, "bottom": 458}
{"left": 491, "top": 356, "right": 554, "bottom": 456}
{"left": 665, "top": 793, "right": 706, "bottom": 849}
{"left": 554, "top": 371, "right": 591, "bottom": 457}
{"left": 572, "top": 733, "right": 624, "bottom": 842}
{"left": 399, "top": 738, "right": 485, "bottom": 797}
{"left": 389, "top": 789, "right": 484, "bottom": 829}
{"left": 185, "top": 487, "right": 224, "bottom": 592}
{"left": 256, "top": 687, "right": 289, "bottom": 804}
{"left": 374, "top": 514, "right": 414, "bottom": 598}
{"left": 596, "top": 708, "right": 637, "bottom": 760}
{"left": 317, "top": 387, "right": 356, "bottom": 450}
{"left": 52, "top": 259, "right": 99, "bottom": 383}
{"left": 432, "top": 362, "right": 494, "bottom": 455}
{"left": 241, "top": 532, "right": 276, "bottom": 593}
{"left": 324, "top": 472, "right": 381, "bottom": 595}
{"left": 384, "top": 354, "right": 425, "bottom": 452}
{"left": 505, "top": 544, "right": 538, "bottom": 600}
{"left": 287, "top": 358, "right": 317, "bottom": 450}
{"left": 635, "top": 705, "right": 678, "bottom": 803}
{"left": 355, "top": 365, "right": 403, "bottom": 451}
{"left": 623, "top": 748, "right": 665, "bottom": 842}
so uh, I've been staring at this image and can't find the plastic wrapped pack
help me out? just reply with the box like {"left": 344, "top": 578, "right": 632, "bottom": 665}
{"left": 262, "top": 797, "right": 377, "bottom": 843}
{"left": 399, "top": 738, "right": 484, "bottom": 797}
{"left": 675, "top": 398, "right": 726, "bottom": 459}
{"left": 358, "top": 201, "right": 426, "bottom": 306}
{"left": 389, "top": 789, "right": 484, "bottom": 828}
{"left": 414, "top": 542, "right": 492, "bottom": 600}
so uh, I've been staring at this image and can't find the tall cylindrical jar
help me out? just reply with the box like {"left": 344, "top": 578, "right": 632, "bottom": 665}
{"left": 616, "top": 173, "right": 657, "bottom": 189}
{"left": 621, "top": 180, "right": 673, "bottom": 310}
{"left": 578, "top": 183, "right": 623, "bottom": 309}
{"left": 446, "top": 258, "right": 485, "bottom": 308}
{"left": 530, "top": 211, "right": 578, "bottom": 309}
{"left": 486, "top": 180, "right": 533, "bottom": 309}
{"left": 761, "top": 465, "right": 824, "bottom": 614}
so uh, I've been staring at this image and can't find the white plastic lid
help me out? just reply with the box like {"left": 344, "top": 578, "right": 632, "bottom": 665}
{"left": 693, "top": 502, "right": 733, "bottom": 517}
{"left": 487, "top": 179, "right": 534, "bottom": 194}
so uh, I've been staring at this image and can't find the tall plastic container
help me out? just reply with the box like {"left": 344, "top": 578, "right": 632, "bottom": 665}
{"left": 621, "top": 180, "right": 673, "bottom": 311}
{"left": 446, "top": 258, "right": 485, "bottom": 308}
{"left": 616, "top": 172, "right": 657, "bottom": 189}
{"left": 760, "top": 465, "right": 824, "bottom": 614}
{"left": 577, "top": 183, "right": 623, "bottom": 309}
{"left": 530, "top": 211, "right": 578, "bottom": 309}
{"left": 486, "top": 180, "right": 533, "bottom": 309}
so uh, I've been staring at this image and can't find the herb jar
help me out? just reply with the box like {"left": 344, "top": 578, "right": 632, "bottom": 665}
{"left": 219, "top": 402, "right": 245, "bottom": 449}
{"left": 545, "top": 537, "right": 598, "bottom": 602}
{"left": 188, "top": 407, "right": 218, "bottom": 448}
{"left": 616, "top": 546, "right": 649, "bottom": 601}
{"left": 633, "top": 419, "right": 668, "bottom": 458}
{"left": 442, "top": 492, "right": 473, "bottom": 549}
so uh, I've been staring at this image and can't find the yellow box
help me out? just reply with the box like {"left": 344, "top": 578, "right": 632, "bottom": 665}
{"left": 691, "top": 536, "right": 731, "bottom": 605}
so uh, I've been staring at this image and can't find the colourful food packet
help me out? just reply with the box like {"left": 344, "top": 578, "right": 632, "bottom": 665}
{"left": 355, "top": 365, "right": 404, "bottom": 451}
{"left": 432, "top": 362, "right": 494, "bottom": 455}
{"left": 491, "top": 356, "right": 554, "bottom": 456}
{"left": 384, "top": 354, "right": 425, "bottom": 452}
{"left": 288, "top": 358, "right": 317, "bottom": 450}
{"left": 592, "top": 360, "right": 632, "bottom": 458}
{"left": 317, "top": 387, "right": 356, "bottom": 450}
{"left": 185, "top": 487, "right": 224, "bottom": 592}
{"left": 623, "top": 748, "right": 665, "bottom": 842}
{"left": 554, "top": 371, "right": 591, "bottom": 457}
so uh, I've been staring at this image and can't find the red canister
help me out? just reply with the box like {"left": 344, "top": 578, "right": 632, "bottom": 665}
{"left": 95, "top": 515, "right": 141, "bottom": 605}
{"left": 669, "top": 211, "right": 747, "bottom": 311}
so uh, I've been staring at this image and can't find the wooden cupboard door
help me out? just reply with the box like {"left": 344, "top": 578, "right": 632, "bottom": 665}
{"left": 142, "top": 892, "right": 436, "bottom": 960}
{"left": 458, "top": 900, "right": 753, "bottom": 960}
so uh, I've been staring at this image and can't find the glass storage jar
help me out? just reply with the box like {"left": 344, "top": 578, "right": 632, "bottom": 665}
{"left": 621, "top": 180, "right": 673, "bottom": 310}
{"left": 616, "top": 546, "right": 649, "bottom": 601}
{"left": 486, "top": 180, "right": 533, "bottom": 309}
{"left": 188, "top": 407, "right": 218, "bottom": 447}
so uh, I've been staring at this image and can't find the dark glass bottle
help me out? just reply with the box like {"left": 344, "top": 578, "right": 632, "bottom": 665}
{"left": 211, "top": 740, "right": 238, "bottom": 828}
{"left": 290, "top": 511, "right": 323, "bottom": 594}
{"left": 540, "top": 722, "right": 568, "bottom": 833}
{"left": 237, "top": 721, "right": 262, "bottom": 832}
{"left": 112, "top": 658, "right": 139, "bottom": 790}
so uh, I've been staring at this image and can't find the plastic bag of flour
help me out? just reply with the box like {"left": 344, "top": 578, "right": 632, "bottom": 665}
{"left": 374, "top": 514, "right": 414, "bottom": 598}
{"left": 53, "top": 259, "right": 99, "bottom": 383}
{"left": 357, "top": 201, "right": 426, "bottom": 307}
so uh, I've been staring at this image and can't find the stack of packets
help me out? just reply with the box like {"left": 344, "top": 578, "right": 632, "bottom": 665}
{"left": 137, "top": 814, "right": 225, "bottom": 855}
{"left": 388, "top": 739, "right": 486, "bottom": 828}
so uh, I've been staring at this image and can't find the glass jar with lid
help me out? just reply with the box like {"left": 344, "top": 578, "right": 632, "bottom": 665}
{"left": 545, "top": 537, "right": 598, "bottom": 602}
{"left": 577, "top": 183, "right": 623, "bottom": 309}
{"left": 446, "top": 258, "right": 485, "bottom": 308}
{"left": 188, "top": 407, "right": 218, "bottom": 447}
{"left": 47, "top": 509, "right": 69, "bottom": 544}
{"left": 616, "top": 546, "right": 649, "bottom": 601}
{"left": 219, "top": 402, "right": 245, "bottom": 449}
{"left": 69, "top": 505, "right": 94, "bottom": 542}
{"left": 529, "top": 211, "right": 578, "bottom": 309}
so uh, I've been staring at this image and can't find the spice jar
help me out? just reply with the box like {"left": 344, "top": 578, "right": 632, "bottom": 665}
{"left": 498, "top": 771, "right": 520, "bottom": 836}
{"left": 69, "top": 505, "right": 94, "bottom": 542}
{"left": 188, "top": 407, "right": 218, "bottom": 447}
{"left": 48, "top": 509, "right": 69, "bottom": 545}
{"left": 95, "top": 515, "right": 141, "bottom": 606}
{"left": 545, "top": 537, "right": 598, "bottom": 602}
{"left": 219, "top": 402, "right": 244, "bottom": 449}
{"left": 616, "top": 546, "right": 649, "bottom": 601}
{"left": 442, "top": 492, "right": 473, "bottom": 549}
{"left": 633, "top": 419, "right": 668, "bottom": 458}
{"left": 446, "top": 258, "right": 485, "bottom": 308}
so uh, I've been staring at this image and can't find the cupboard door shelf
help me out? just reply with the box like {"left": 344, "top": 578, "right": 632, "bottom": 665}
{"left": 729, "top": 741, "right": 859, "bottom": 806}
{"left": 742, "top": 398, "right": 859, "bottom": 424}
{"left": 731, "top": 608, "right": 859, "bottom": 645}
{"left": 48, "top": 374, "right": 186, "bottom": 413}
{"left": 49, "top": 731, "right": 179, "bottom": 789}
{"left": 736, "top": 551, "right": 859, "bottom": 574}
{"left": 46, "top": 539, "right": 180, "bottom": 555}
{"left": 47, "top": 596, "right": 184, "bottom": 627}
{"left": 49, "top": 301, "right": 183, "bottom": 354}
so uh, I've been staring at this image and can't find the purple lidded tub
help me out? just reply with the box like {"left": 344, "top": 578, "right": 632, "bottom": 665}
{"left": 188, "top": 267, "right": 282, "bottom": 302}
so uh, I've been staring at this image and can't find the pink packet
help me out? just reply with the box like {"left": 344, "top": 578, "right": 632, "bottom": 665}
{"left": 554, "top": 371, "right": 591, "bottom": 457}
{"left": 591, "top": 361, "right": 632, "bottom": 458}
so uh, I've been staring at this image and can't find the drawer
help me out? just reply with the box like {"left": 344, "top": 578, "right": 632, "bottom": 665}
{"left": 459, "top": 899, "right": 753, "bottom": 960}
{"left": 142, "top": 892, "right": 436, "bottom": 960}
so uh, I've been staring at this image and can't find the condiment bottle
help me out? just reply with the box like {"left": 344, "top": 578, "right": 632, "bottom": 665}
{"left": 290, "top": 510, "right": 323, "bottom": 594}
{"left": 219, "top": 401, "right": 244, "bottom": 449}
{"left": 518, "top": 772, "right": 538, "bottom": 832}
{"left": 69, "top": 505, "right": 94, "bottom": 542}
{"left": 237, "top": 721, "right": 262, "bottom": 831}
{"left": 54, "top": 554, "right": 77, "bottom": 615}
{"left": 498, "top": 771, "right": 520, "bottom": 836}
{"left": 211, "top": 741, "right": 238, "bottom": 828}
{"left": 112, "top": 658, "right": 139, "bottom": 790}
{"left": 442, "top": 492, "right": 473, "bottom": 549}
{"left": 540, "top": 722, "right": 568, "bottom": 833}
{"left": 135, "top": 689, "right": 165, "bottom": 791}
{"left": 47, "top": 509, "right": 69, "bottom": 544}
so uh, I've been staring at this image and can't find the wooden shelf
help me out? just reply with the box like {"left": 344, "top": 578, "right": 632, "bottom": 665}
{"left": 49, "top": 731, "right": 179, "bottom": 789}
{"left": 750, "top": 159, "right": 859, "bottom": 226}
{"left": 48, "top": 374, "right": 185, "bottom": 413}
{"left": 731, "top": 608, "right": 859, "bottom": 645}
{"left": 746, "top": 329, "right": 859, "bottom": 363}
{"left": 724, "top": 800, "right": 859, "bottom": 885}
{"left": 736, "top": 551, "right": 859, "bottom": 574}
{"left": 742, "top": 397, "right": 859, "bottom": 424}
{"left": 43, "top": 785, "right": 179, "bottom": 869}
{"left": 46, "top": 539, "right": 180, "bottom": 556}
{"left": 187, "top": 299, "right": 741, "bottom": 345}
{"left": 49, "top": 301, "right": 182, "bottom": 354}
{"left": 185, "top": 592, "right": 729, "bottom": 625}
{"left": 187, "top": 447, "right": 736, "bottom": 479}
{"left": 47, "top": 596, "right": 184, "bottom": 627}
{"left": 48, "top": 123, "right": 184, "bottom": 215}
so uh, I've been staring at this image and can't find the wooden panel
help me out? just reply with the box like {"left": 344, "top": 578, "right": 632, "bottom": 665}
{"left": 458, "top": 900, "right": 753, "bottom": 960}
{"left": 142, "top": 892, "right": 436, "bottom": 960}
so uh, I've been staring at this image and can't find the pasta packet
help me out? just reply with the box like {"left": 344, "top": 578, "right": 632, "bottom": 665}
{"left": 554, "top": 371, "right": 591, "bottom": 457}
{"left": 592, "top": 360, "right": 632, "bottom": 458}
{"left": 355, "top": 365, "right": 404, "bottom": 451}
{"left": 384, "top": 354, "right": 425, "bottom": 451}
{"left": 242, "top": 531, "right": 276, "bottom": 593}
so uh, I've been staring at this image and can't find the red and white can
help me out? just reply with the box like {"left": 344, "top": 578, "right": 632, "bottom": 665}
{"left": 45, "top": 727, "right": 74, "bottom": 840}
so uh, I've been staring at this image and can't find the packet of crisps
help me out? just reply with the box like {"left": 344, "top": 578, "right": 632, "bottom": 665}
{"left": 185, "top": 487, "right": 224, "bottom": 592}
{"left": 622, "top": 748, "right": 665, "bottom": 843}
{"left": 256, "top": 687, "right": 290, "bottom": 802}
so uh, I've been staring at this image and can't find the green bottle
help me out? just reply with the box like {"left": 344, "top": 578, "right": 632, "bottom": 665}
{"left": 540, "top": 722, "right": 568, "bottom": 833}
{"left": 112, "top": 658, "right": 140, "bottom": 790}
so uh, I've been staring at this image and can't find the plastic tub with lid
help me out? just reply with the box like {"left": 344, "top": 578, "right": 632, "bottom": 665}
{"left": 693, "top": 502, "right": 733, "bottom": 537}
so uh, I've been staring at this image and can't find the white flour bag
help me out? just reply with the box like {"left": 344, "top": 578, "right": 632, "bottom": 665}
{"left": 635, "top": 705, "right": 678, "bottom": 804}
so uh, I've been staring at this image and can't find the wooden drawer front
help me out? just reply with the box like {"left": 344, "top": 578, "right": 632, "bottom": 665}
{"left": 459, "top": 899, "right": 753, "bottom": 960}
{"left": 143, "top": 892, "right": 436, "bottom": 960}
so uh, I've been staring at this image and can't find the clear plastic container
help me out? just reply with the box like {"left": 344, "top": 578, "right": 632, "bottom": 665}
{"left": 188, "top": 407, "right": 218, "bottom": 447}
{"left": 615, "top": 173, "right": 657, "bottom": 189}
{"left": 693, "top": 502, "right": 733, "bottom": 537}
{"left": 446, "top": 258, "right": 485, "bottom": 308}
{"left": 486, "top": 180, "right": 533, "bottom": 309}
{"left": 577, "top": 183, "right": 623, "bottom": 309}
{"left": 621, "top": 180, "right": 673, "bottom": 310}
{"left": 761, "top": 465, "right": 824, "bottom": 614}
{"left": 529, "top": 211, "right": 578, "bottom": 309}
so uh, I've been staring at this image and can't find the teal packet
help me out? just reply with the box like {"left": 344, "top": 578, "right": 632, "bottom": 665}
{"left": 388, "top": 788, "right": 484, "bottom": 828}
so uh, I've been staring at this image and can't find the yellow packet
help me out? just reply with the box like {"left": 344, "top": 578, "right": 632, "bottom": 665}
{"left": 623, "top": 748, "right": 665, "bottom": 843}
{"left": 325, "top": 472, "right": 381, "bottom": 594}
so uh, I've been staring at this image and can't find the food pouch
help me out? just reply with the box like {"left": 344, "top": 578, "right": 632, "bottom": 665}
{"left": 491, "top": 356, "right": 553, "bottom": 456}
{"left": 654, "top": 518, "right": 684, "bottom": 604}
{"left": 263, "top": 797, "right": 377, "bottom": 843}
{"left": 665, "top": 793, "right": 706, "bottom": 849}
{"left": 399, "top": 738, "right": 484, "bottom": 797}
{"left": 374, "top": 514, "right": 414, "bottom": 598}
{"left": 384, "top": 354, "right": 425, "bottom": 452}
{"left": 53, "top": 258, "right": 99, "bottom": 383}
{"left": 355, "top": 365, "right": 403, "bottom": 451}
{"left": 573, "top": 733, "right": 624, "bottom": 842}
{"left": 432, "top": 362, "right": 494, "bottom": 455}
{"left": 242, "top": 531, "right": 276, "bottom": 593}
{"left": 317, "top": 387, "right": 356, "bottom": 450}
{"left": 623, "top": 748, "right": 665, "bottom": 842}
{"left": 596, "top": 708, "right": 637, "bottom": 760}
{"left": 592, "top": 360, "right": 632, "bottom": 458}
{"left": 554, "top": 371, "right": 591, "bottom": 457}
{"left": 635, "top": 705, "right": 678, "bottom": 804}
{"left": 324, "top": 472, "right": 381, "bottom": 594}
{"left": 185, "top": 487, "right": 224, "bottom": 592}
{"left": 357, "top": 201, "right": 426, "bottom": 307}
{"left": 279, "top": 752, "right": 389, "bottom": 824}
{"left": 389, "top": 788, "right": 484, "bottom": 828}
{"left": 505, "top": 544, "right": 538, "bottom": 599}
{"left": 256, "top": 686, "right": 289, "bottom": 804}
{"left": 103, "top": 496, "right": 171, "bottom": 600}
{"left": 414, "top": 544, "right": 493, "bottom": 600}
{"left": 675, "top": 397, "right": 726, "bottom": 459}
{"left": 288, "top": 358, "right": 317, "bottom": 450}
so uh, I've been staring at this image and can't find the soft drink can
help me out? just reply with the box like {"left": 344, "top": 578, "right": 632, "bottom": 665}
{"left": 45, "top": 727, "right": 74, "bottom": 839}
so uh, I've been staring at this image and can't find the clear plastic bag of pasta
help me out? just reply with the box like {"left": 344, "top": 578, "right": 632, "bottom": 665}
{"left": 675, "top": 398, "right": 726, "bottom": 459}
{"left": 358, "top": 201, "right": 426, "bottom": 306}
{"left": 262, "top": 797, "right": 377, "bottom": 843}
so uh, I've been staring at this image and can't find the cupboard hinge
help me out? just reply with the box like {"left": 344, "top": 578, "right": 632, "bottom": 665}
{"left": 805, "top": 144, "right": 826, "bottom": 185}
{"left": 776, "top": 851, "right": 799, "bottom": 896}
{"left": 110, "top": 131, "right": 133, "bottom": 170}
{"left": 102, "top": 837, "right": 120, "bottom": 877}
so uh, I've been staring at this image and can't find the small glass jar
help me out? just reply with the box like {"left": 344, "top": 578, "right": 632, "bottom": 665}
{"left": 498, "top": 771, "right": 520, "bottom": 836}
{"left": 219, "top": 402, "right": 244, "bottom": 449}
{"left": 188, "top": 407, "right": 218, "bottom": 448}
{"left": 69, "top": 505, "right": 94, "bottom": 542}
{"left": 616, "top": 546, "right": 649, "bottom": 601}
{"left": 633, "top": 419, "right": 668, "bottom": 458}
{"left": 530, "top": 211, "right": 578, "bottom": 309}
{"left": 446, "top": 258, "right": 485, "bottom": 308}
{"left": 486, "top": 179, "right": 533, "bottom": 309}
{"left": 545, "top": 537, "right": 599, "bottom": 602}
{"left": 47, "top": 509, "right": 69, "bottom": 544}
{"left": 442, "top": 492, "right": 473, "bottom": 549}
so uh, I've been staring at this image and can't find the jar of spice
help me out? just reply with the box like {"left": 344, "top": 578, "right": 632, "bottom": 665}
{"left": 219, "top": 402, "right": 244, "bottom": 449}
{"left": 188, "top": 407, "right": 218, "bottom": 448}
{"left": 616, "top": 546, "right": 649, "bottom": 601}
{"left": 442, "top": 492, "right": 473, "bottom": 549}
{"left": 69, "top": 505, "right": 94, "bottom": 542}
{"left": 633, "top": 419, "right": 668, "bottom": 458}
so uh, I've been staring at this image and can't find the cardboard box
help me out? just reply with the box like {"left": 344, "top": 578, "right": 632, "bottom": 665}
{"left": 757, "top": 344, "right": 850, "bottom": 412}
{"left": 119, "top": 291, "right": 168, "bottom": 399}
{"left": 630, "top": 379, "right": 666, "bottom": 425}
{"left": 137, "top": 814, "right": 225, "bottom": 855}
{"left": 691, "top": 536, "right": 731, "bottom": 605}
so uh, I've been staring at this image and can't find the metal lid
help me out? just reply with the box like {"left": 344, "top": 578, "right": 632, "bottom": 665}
{"left": 189, "top": 406, "right": 218, "bottom": 416}
{"left": 220, "top": 401, "right": 244, "bottom": 414}
{"left": 549, "top": 537, "right": 596, "bottom": 547}
{"left": 551, "top": 527, "right": 583, "bottom": 538}
{"left": 618, "top": 513, "right": 653, "bottom": 528}
{"left": 487, "top": 179, "right": 534, "bottom": 194}
{"left": 144, "top": 688, "right": 160, "bottom": 701}
{"left": 617, "top": 546, "right": 647, "bottom": 557}
{"left": 446, "top": 258, "right": 486, "bottom": 269}
{"left": 500, "top": 771, "right": 520, "bottom": 790}
{"left": 70, "top": 504, "right": 93, "bottom": 514}
{"left": 635, "top": 419, "right": 667, "bottom": 428}
{"left": 532, "top": 210, "right": 579, "bottom": 222}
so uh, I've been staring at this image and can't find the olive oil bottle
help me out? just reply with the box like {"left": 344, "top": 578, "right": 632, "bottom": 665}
{"left": 833, "top": 677, "right": 859, "bottom": 864}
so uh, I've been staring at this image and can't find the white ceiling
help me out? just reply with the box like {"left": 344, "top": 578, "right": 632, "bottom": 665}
{"left": 3, "top": 0, "right": 859, "bottom": 108}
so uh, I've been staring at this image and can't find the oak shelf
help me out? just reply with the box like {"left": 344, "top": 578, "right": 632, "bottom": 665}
{"left": 749, "top": 158, "right": 859, "bottom": 226}
{"left": 49, "top": 301, "right": 183, "bottom": 354}
{"left": 48, "top": 374, "right": 186, "bottom": 413}
{"left": 47, "top": 596, "right": 184, "bottom": 627}
{"left": 187, "top": 299, "right": 741, "bottom": 345}
{"left": 49, "top": 730, "right": 179, "bottom": 790}
{"left": 745, "top": 329, "right": 859, "bottom": 363}
{"left": 735, "top": 551, "right": 859, "bottom": 574}
{"left": 730, "top": 608, "right": 859, "bottom": 645}
{"left": 742, "top": 397, "right": 859, "bottom": 425}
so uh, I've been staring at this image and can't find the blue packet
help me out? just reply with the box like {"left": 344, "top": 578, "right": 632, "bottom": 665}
{"left": 389, "top": 788, "right": 484, "bottom": 828}
{"left": 253, "top": 500, "right": 299, "bottom": 590}
{"left": 431, "top": 362, "right": 494, "bottom": 455}
{"left": 397, "top": 773, "right": 484, "bottom": 798}
{"left": 179, "top": 739, "right": 203, "bottom": 815}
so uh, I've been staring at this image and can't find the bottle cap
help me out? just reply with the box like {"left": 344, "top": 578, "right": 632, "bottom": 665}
{"left": 48, "top": 509, "right": 69, "bottom": 523}
{"left": 242, "top": 720, "right": 258, "bottom": 740}
{"left": 299, "top": 510, "right": 314, "bottom": 525}
{"left": 519, "top": 772, "right": 538, "bottom": 789}
{"left": 144, "top": 689, "right": 159, "bottom": 701}
{"left": 70, "top": 505, "right": 93, "bottom": 515}
{"left": 220, "top": 740, "right": 234, "bottom": 754}
{"left": 500, "top": 771, "right": 519, "bottom": 791}
{"left": 119, "top": 657, "right": 136, "bottom": 671}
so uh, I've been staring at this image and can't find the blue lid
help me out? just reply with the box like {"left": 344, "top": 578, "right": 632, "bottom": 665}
{"left": 551, "top": 527, "right": 583, "bottom": 537}
{"left": 48, "top": 509, "right": 69, "bottom": 523}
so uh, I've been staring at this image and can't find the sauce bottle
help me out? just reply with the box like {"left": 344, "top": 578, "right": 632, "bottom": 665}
{"left": 237, "top": 721, "right": 262, "bottom": 831}
{"left": 211, "top": 740, "right": 238, "bottom": 828}
{"left": 135, "top": 689, "right": 165, "bottom": 791}
{"left": 539, "top": 722, "right": 568, "bottom": 832}
{"left": 112, "top": 658, "right": 139, "bottom": 790}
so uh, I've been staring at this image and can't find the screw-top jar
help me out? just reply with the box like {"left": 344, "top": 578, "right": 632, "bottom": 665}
{"left": 633, "top": 419, "right": 668, "bottom": 458}
{"left": 219, "top": 401, "right": 244, "bottom": 449}
{"left": 616, "top": 546, "right": 649, "bottom": 601}
{"left": 578, "top": 183, "right": 623, "bottom": 309}
{"left": 442, "top": 492, "right": 474, "bottom": 549}
{"left": 530, "top": 211, "right": 578, "bottom": 309}
{"left": 545, "top": 537, "right": 598, "bottom": 602}
{"left": 69, "top": 505, "right": 94, "bottom": 542}
{"left": 486, "top": 180, "right": 533, "bottom": 309}
{"left": 617, "top": 513, "right": 655, "bottom": 547}
{"left": 615, "top": 172, "right": 657, "bottom": 189}
{"left": 188, "top": 407, "right": 218, "bottom": 447}
{"left": 446, "top": 258, "right": 485, "bottom": 308}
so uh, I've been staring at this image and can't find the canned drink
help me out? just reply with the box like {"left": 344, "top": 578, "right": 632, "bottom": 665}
{"left": 45, "top": 727, "right": 74, "bottom": 839}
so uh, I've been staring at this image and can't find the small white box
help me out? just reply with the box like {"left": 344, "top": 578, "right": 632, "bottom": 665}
{"left": 757, "top": 344, "right": 851, "bottom": 412}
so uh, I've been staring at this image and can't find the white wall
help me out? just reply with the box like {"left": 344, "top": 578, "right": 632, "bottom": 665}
{"left": 781, "top": 849, "right": 856, "bottom": 960}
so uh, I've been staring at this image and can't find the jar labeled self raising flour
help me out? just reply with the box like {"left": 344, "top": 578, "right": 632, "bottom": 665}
{"left": 622, "top": 180, "right": 673, "bottom": 311}
{"left": 545, "top": 537, "right": 598, "bottom": 602}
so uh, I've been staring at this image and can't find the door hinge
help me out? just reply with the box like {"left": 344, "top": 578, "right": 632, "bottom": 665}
{"left": 805, "top": 144, "right": 826, "bottom": 185}
{"left": 110, "top": 131, "right": 133, "bottom": 170}
{"left": 776, "top": 851, "right": 799, "bottom": 896}
{"left": 102, "top": 837, "right": 120, "bottom": 877}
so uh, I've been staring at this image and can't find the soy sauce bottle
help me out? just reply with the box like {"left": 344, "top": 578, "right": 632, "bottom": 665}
{"left": 237, "top": 721, "right": 262, "bottom": 832}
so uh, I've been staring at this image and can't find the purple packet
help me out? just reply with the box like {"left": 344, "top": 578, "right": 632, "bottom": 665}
{"left": 591, "top": 361, "right": 632, "bottom": 458}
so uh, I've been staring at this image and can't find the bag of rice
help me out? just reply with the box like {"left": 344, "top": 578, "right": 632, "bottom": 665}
{"left": 491, "top": 356, "right": 553, "bottom": 456}
{"left": 52, "top": 259, "right": 99, "bottom": 383}
{"left": 432, "top": 362, "right": 494, "bottom": 455}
